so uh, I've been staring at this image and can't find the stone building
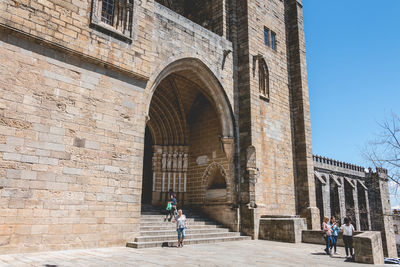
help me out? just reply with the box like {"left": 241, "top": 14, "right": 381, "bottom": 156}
{"left": 392, "top": 210, "right": 400, "bottom": 255}
{"left": 0, "top": 0, "right": 395, "bottom": 256}
{"left": 314, "top": 155, "right": 397, "bottom": 257}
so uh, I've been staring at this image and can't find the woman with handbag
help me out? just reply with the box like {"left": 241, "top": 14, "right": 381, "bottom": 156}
{"left": 322, "top": 216, "right": 333, "bottom": 256}
{"left": 172, "top": 209, "right": 187, "bottom": 248}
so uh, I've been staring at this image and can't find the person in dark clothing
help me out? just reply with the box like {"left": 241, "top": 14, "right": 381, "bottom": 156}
{"left": 168, "top": 189, "right": 176, "bottom": 199}
{"left": 341, "top": 217, "right": 355, "bottom": 259}
{"left": 165, "top": 194, "right": 177, "bottom": 222}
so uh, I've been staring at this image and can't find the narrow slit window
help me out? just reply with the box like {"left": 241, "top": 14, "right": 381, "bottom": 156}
{"left": 264, "top": 27, "right": 270, "bottom": 47}
{"left": 259, "top": 58, "right": 270, "bottom": 100}
{"left": 271, "top": 31, "right": 277, "bottom": 50}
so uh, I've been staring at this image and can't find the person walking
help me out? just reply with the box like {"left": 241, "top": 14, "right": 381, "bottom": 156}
{"left": 164, "top": 194, "right": 177, "bottom": 222}
{"left": 322, "top": 216, "right": 333, "bottom": 256}
{"left": 341, "top": 217, "right": 355, "bottom": 259}
{"left": 168, "top": 189, "right": 176, "bottom": 199}
{"left": 329, "top": 216, "right": 340, "bottom": 255}
{"left": 172, "top": 209, "right": 187, "bottom": 248}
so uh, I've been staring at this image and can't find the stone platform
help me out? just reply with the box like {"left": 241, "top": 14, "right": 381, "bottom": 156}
{"left": 0, "top": 240, "right": 384, "bottom": 266}
{"left": 259, "top": 216, "right": 307, "bottom": 243}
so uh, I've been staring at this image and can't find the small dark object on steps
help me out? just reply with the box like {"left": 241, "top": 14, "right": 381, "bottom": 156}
{"left": 384, "top": 258, "right": 400, "bottom": 264}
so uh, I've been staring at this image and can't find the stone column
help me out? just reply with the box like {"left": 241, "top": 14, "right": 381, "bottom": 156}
{"left": 284, "top": 0, "right": 320, "bottom": 230}
{"left": 152, "top": 145, "right": 163, "bottom": 205}
{"left": 212, "top": 0, "right": 228, "bottom": 37}
{"left": 365, "top": 189, "right": 372, "bottom": 231}
{"left": 353, "top": 180, "right": 361, "bottom": 231}
{"left": 321, "top": 176, "right": 331, "bottom": 219}
{"left": 366, "top": 168, "right": 397, "bottom": 257}
{"left": 337, "top": 176, "right": 347, "bottom": 225}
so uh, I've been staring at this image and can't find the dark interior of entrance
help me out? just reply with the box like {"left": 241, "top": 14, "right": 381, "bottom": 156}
{"left": 315, "top": 177, "right": 324, "bottom": 224}
{"left": 330, "top": 182, "right": 341, "bottom": 223}
{"left": 141, "top": 71, "right": 230, "bottom": 208}
{"left": 344, "top": 179, "right": 357, "bottom": 230}
{"left": 141, "top": 126, "right": 153, "bottom": 204}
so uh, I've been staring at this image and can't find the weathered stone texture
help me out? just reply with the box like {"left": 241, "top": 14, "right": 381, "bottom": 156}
{"left": 0, "top": 0, "right": 153, "bottom": 78}
{"left": 314, "top": 157, "right": 396, "bottom": 257}
{"left": 259, "top": 216, "right": 307, "bottom": 243}
{"left": 0, "top": 0, "right": 393, "bottom": 255}
{"left": 0, "top": 30, "right": 145, "bottom": 253}
{"left": 353, "top": 231, "right": 384, "bottom": 265}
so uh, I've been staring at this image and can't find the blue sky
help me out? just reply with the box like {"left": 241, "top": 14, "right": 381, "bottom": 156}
{"left": 303, "top": 1, "right": 400, "bottom": 207}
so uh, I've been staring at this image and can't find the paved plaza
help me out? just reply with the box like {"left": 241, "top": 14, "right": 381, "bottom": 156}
{"left": 0, "top": 240, "right": 383, "bottom": 267}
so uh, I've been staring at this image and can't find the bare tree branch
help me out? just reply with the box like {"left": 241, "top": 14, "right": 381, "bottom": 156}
{"left": 363, "top": 113, "right": 400, "bottom": 194}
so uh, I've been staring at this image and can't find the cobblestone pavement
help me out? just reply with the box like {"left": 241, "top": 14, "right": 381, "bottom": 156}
{"left": 0, "top": 240, "right": 383, "bottom": 267}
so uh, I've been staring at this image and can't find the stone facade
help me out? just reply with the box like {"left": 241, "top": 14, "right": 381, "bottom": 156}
{"left": 392, "top": 210, "right": 400, "bottom": 256}
{"left": 314, "top": 155, "right": 397, "bottom": 257}
{"left": 0, "top": 0, "right": 395, "bottom": 255}
{"left": 259, "top": 215, "right": 306, "bottom": 243}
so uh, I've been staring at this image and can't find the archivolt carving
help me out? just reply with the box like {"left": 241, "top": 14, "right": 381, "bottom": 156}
{"left": 202, "top": 162, "right": 227, "bottom": 186}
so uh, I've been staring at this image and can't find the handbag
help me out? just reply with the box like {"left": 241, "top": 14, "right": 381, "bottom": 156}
{"left": 166, "top": 202, "right": 172, "bottom": 211}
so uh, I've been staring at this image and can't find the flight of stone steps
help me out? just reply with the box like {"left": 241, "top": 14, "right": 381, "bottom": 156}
{"left": 127, "top": 205, "right": 250, "bottom": 248}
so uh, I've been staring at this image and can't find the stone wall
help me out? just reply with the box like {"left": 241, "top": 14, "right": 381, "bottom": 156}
{"left": 353, "top": 231, "right": 384, "bottom": 265}
{"left": 235, "top": 0, "right": 319, "bottom": 237}
{"left": 259, "top": 216, "right": 307, "bottom": 243}
{"left": 0, "top": 0, "right": 235, "bottom": 253}
{"left": 365, "top": 168, "right": 397, "bottom": 257}
{"left": 0, "top": 29, "right": 146, "bottom": 253}
{"left": 0, "top": 0, "right": 369, "bottom": 254}
{"left": 0, "top": 0, "right": 154, "bottom": 78}
{"left": 314, "top": 155, "right": 397, "bottom": 257}
{"left": 248, "top": 0, "right": 296, "bottom": 218}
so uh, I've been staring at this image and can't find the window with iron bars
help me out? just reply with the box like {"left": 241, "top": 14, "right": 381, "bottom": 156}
{"left": 91, "top": 0, "right": 135, "bottom": 42}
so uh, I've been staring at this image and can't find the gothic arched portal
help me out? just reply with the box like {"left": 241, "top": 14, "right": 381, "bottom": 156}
{"left": 141, "top": 58, "right": 235, "bottom": 208}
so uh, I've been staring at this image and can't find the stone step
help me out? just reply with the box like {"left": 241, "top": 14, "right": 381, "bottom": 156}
{"left": 140, "top": 217, "right": 211, "bottom": 223}
{"left": 135, "top": 232, "right": 241, "bottom": 242}
{"left": 127, "top": 236, "right": 251, "bottom": 249}
{"left": 140, "top": 228, "right": 230, "bottom": 236}
{"left": 140, "top": 225, "right": 223, "bottom": 231}
{"left": 141, "top": 211, "right": 197, "bottom": 216}
{"left": 140, "top": 213, "right": 204, "bottom": 219}
{"left": 141, "top": 221, "right": 218, "bottom": 227}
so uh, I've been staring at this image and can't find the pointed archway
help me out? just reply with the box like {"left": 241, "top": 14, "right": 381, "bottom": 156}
{"left": 141, "top": 58, "right": 235, "bottom": 210}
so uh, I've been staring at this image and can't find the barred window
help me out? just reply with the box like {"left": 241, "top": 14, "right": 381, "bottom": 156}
{"left": 101, "top": 0, "right": 115, "bottom": 25}
{"left": 259, "top": 58, "right": 270, "bottom": 100}
{"left": 91, "top": 0, "right": 135, "bottom": 42}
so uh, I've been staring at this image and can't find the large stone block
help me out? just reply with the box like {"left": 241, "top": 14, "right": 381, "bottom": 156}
{"left": 259, "top": 216, "right": 307, "bottom": 243}
{"left": 353, "top": 231, "right": 384, "bottom": 265}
